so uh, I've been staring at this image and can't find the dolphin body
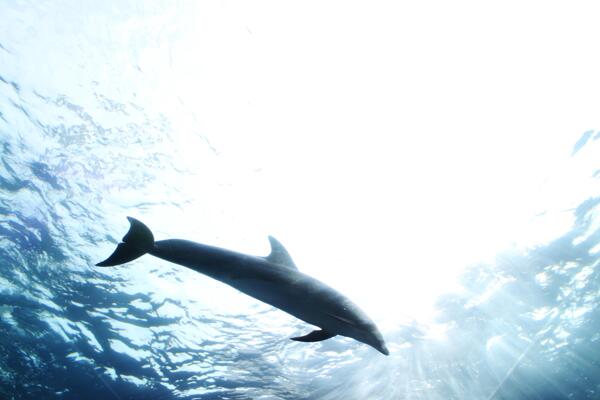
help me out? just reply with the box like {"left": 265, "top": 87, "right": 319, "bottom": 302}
{"left": 97, "top": 217, "right": 389, "bottom": 355}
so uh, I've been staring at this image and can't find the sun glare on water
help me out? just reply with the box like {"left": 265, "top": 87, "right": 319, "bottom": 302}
{"left": 132, "top": 1, "right": 599, "bottom": 336}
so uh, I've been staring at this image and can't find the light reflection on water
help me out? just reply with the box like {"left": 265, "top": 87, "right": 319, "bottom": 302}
{"left": 1, "top": 2, "right": 600, "bottom": 399}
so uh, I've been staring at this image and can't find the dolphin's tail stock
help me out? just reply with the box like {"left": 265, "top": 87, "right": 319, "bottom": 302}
{"left": 96, "top": 217, "right": 154, "bottom": 267}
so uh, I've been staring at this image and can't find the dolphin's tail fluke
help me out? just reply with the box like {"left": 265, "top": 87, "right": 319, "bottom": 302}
{"left": 96, "top": 217, "right": 154, "bottom": 267}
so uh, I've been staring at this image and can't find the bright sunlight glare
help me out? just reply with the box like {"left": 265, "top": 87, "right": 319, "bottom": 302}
{"left": 129, "top": 1, "right": 600, "bottom": 325}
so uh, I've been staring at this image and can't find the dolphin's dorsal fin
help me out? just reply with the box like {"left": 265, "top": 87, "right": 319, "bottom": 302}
{"left": 266, "top": 236, "right": 298, "bottom": 270}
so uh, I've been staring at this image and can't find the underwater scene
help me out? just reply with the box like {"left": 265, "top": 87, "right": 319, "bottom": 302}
{"left": 1, "top": 2, "right": 599, "bottom": 399}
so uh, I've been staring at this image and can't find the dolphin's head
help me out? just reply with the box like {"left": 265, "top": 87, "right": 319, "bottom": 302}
{"left": 371, "top": 336, "right": 390, "bottom": 356}
{"left": 345, "top": 321, "right": 389, "bottom": 356}
{"left": 361, "top": 326, "right": 389, "bottom": 356}
{"left": 325, "top": 308, "right": 389, "bottom": 355}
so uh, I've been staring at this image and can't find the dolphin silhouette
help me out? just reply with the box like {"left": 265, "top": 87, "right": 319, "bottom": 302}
{"left": 97, "top": 217, "right": 389, "bottom": 355}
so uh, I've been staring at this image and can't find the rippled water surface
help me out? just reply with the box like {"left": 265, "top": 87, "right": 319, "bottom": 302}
{"left": 1, "top": 2, "right": 600, "bottom": 399}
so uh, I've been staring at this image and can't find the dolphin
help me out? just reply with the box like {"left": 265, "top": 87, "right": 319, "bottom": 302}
{"left": 97, "top": 217, "right": 389, "bottom": 355}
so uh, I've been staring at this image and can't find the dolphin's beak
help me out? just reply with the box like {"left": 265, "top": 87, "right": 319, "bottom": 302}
{"left": 378, "top": 342, "right": 390, "bottom": 356}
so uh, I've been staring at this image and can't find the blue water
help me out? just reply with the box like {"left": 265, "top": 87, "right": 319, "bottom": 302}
{"left": 2, "top": 2, "right": 600, "bottom": 399}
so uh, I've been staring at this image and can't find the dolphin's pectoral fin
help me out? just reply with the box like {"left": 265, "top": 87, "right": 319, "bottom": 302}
{"left": 291, "top": 329, "right": 336, "bottom": 342}
{"left": 266, "top": 236, "right": 298, "bottom": 270}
